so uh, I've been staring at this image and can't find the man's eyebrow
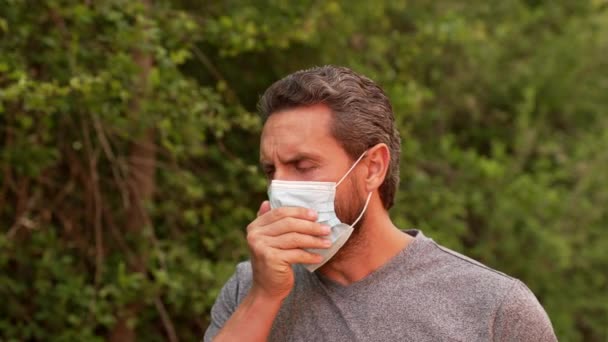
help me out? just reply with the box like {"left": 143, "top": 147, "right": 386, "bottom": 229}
{"left": 259, "top": 152, "right": 320, "bottom": 167}
{"left": 283, "top": 152, "right": 320, "bottom": 164}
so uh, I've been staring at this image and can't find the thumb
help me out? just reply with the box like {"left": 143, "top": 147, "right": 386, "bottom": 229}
{"left": 257, "top": 200, "right": 271, "bottom": 217}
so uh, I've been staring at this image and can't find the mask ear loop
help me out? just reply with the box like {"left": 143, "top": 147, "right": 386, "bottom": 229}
{"left": 335, "top": 151, "right": 368, "bottom": 188}
{"left": 350, "top": 191, "right": 372, "bottom": 227}
{"left": 333, "top": 150, "right": 372, "bottom": 227}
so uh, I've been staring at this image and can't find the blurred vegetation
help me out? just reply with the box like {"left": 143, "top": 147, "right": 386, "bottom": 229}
{"left": 0, "top": 0, "right": 607, "bottom": 341}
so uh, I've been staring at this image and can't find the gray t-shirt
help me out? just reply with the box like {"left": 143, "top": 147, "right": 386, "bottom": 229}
{"left": 204, "top": 230, "right": 557, "bottom": 341}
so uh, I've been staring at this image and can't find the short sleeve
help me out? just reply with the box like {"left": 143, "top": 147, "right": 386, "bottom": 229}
{"left": 492, "top": 280, "right": 557, "bottom": 341}
{"left": 203, "top": 271, "right": 240, "bottom": 342}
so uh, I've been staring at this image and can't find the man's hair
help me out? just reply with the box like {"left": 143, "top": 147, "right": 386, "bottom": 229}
{"left": 258, "top": 65, "right": 401, "bottom": 209}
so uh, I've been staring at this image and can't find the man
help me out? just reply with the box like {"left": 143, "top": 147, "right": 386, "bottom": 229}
{"left": 204, "top": 66, "right": 557, "bottom": 341}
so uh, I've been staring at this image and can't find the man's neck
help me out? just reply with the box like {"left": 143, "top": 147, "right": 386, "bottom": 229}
{"left": 317, "top": 210, "right": 413, "bottom": 285}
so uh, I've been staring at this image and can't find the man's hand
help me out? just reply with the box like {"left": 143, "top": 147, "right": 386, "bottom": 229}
{"left": 247, "top": 200, "right": 331, "bottom": 301}
{"left": 212, "top": 201, "right": 331, "bottom": 342}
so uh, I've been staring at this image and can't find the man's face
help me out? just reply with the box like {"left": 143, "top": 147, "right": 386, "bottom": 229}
{"left": 260, "top": 104, "right": 366, "bottom": 226}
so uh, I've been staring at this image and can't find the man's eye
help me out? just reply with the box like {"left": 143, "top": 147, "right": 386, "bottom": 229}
{"left": 295, "top": 165, "right": 316, "bottom": 173}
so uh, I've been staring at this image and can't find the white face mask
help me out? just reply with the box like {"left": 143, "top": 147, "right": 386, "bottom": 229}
{"left": 267, "top": 151, "right": 372, "bottom": 272}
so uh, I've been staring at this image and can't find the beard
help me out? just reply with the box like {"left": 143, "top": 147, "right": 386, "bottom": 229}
{"left": 334, "top": 176, "right": 368, "bottom": 229}
{"left": 329, "top": 176, "right": 369, "bottom": 264}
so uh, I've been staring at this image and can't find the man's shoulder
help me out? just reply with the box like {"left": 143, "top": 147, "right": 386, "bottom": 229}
{"left": 402, "top": 230, "right": 556, "bottom": 340}
{"left": 220, "top": 260, "right": 254, "bottom": 304}
{"left": 416, "top": 232, "right": 516, "bottom": 287}
{"left": 409, "top": 231, "right": 529, "bottom": 308}
{"left": 234, "top": 260, "right": 253, "bottom": 277}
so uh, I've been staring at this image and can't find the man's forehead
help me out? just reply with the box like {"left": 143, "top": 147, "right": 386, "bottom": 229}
{"left": 263, "top": 106, "right": 331, "bottom": 133}
{"left": 259, "top": 105, "right": 337, "bottom": 162}
{"left": 259, "top": 132, "right": 324, "bottom": 162}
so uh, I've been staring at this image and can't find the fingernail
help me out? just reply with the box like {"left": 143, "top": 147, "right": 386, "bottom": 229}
{"left": 323, "top": 239, "right": 332, "bottom": 247}
{"left": 308, "top": 209, "right": 317, "bottom": 219}
{"left": 321, "top": 225, "right": 331, "bottom": 234}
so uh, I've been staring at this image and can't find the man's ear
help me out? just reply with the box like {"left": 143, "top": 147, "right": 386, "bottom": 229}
{"left": 364, "top": 143, "right": 390, "bottom": 192}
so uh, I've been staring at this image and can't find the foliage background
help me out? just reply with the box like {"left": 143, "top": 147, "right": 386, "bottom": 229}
{"left": 1, "top": 0, "right": 607, "bottom": 341}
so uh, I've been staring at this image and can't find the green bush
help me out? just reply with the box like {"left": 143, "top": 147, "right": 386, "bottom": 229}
{"left": 1, "top": 0, "right": 607, "bottom": 340}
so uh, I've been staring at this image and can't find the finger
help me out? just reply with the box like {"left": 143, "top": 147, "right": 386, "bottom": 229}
{"left": 266, "top": 232, "right": 332, "bottom": 250}
{"left": 255, "top": 206, "right": 318, "bottom": 226}
{"left": 257, "top": 200, "right": 271, "bottom": 217}
{"left": 280, "top": 248, "right": 324, "bottom": 265}
{"left": 261, "top": 217, "right": 330, "bottom": 237}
